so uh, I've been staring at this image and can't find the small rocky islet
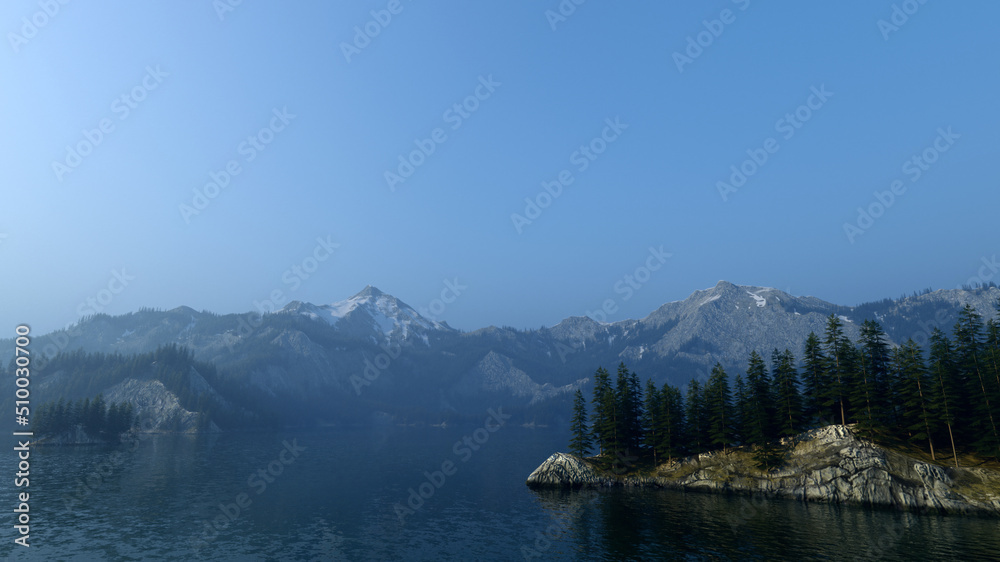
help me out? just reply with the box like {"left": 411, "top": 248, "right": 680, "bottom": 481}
{"left": 527, "top": 425, "right": 1000, "bottom": 516}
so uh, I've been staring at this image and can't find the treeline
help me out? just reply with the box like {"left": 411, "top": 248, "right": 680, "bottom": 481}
{"left": 570, "top": 302, "right": 1000, "bottom": 468}
{"left": 10, "top": 344, "right": 280, "bottom": 431}
{"left": 32, "top": 394, "right": 135, "bottom": 441}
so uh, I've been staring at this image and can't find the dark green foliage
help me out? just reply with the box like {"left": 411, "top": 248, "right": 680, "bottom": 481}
{"left": 894, "top": 339, "right": 938, "bottom": 459}
{"left": 733, "top": 374, "right": 749, "bottom": 445}
{"left": 743, "top": 352, "right": 772, "bottom": 446}
{"left": 954, "top": 305, "right": 1000, "bottom": 457}
{"left": 772, "top": 349, "right": 802, "bottom": 437}
{"left": 801, "top": 332, "right": 828, "bottom": 426}
{"left": 569, "top": 389, "right": 592, "bottom": 457}
{"left": 855, "top": 320, "right": 890, "bottom": 433}
{"left": 706, "top": 363, "right": 733, "bottom": 451}
{"left": 591, "top": 366, "right": 615, "bottom": 455}
{"left": 823, "top": 314, "right": 854, "bottom": 426}
{"left": 685, "top": 379, "right": 707, "bottom": 454}
{"left": 659, "top": 383, "right": 685, "bottom": 462}
{"left": 643, "top": 380, "right": 661, "bottom": 464}
{"left": 32, "top": 394, "right": 134, "bottom": 441}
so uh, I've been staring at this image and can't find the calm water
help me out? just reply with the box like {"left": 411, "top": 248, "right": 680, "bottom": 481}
{"left": 2, "top": 421, "right": 999, "bottom": 561}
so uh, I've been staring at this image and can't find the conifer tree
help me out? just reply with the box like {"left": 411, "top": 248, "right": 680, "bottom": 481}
{"left": 643, "top": 380, "right": 661, "bottom": 464}
{"left": 569, "top": 389, "right": 593, "bottom": 458}
{"left": 707, "top": 363, "right": 733, "bottom": 452}
{"left": 772, "top": 349, "right": 802, "bottom": 437}
{"left": 591, "top": 367, "right": 614, "bottom": 455}
{"left": 929, "top": 328, "right": 961, "bottom": 467}
{"left": 659, "top": 383, "right": 685, "bottom": 462}
{"left": 685, "top": 380, "right": 707, "bottom": 454}
{"left": 895, "top": 339, "right": 938, "bottom": 459}
{"left": 954, "top": 305, "right": 1000, "bottom": 458}
{"left": 801, "top": 332, "right": 828, "bottom": 425}
{"left": 744, "top": 351, "right": 772, "bottom": 446}
{"left": 855, "top": 320, "right": 889, "bottom": 432}
{"left": 823, "top": 314, "right": 853, "bottom": 426}
{"left": 733, "top": 374, "right": 749, "bottom": 445}
{"left": 625, "top": 366, "right": 645, "bottom": 454}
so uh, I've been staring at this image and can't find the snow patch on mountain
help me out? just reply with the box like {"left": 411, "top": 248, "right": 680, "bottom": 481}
{"left": 281, "top": 286, "right": 450, "bottom": 345}
{"left": 747, "top": 291, "right": 767, "bottom": 308}
{"left": 700, "top": 294, "right": 721, "bottom": 307}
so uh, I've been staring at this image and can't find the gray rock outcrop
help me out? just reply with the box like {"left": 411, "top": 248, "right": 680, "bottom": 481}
{"left": 527, "top": 425, "right": 1000, "bottom": 516}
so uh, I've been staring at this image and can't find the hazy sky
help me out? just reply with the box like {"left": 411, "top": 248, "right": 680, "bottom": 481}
{"left": 2, "top": 1, "right": 998, "bottom": 334}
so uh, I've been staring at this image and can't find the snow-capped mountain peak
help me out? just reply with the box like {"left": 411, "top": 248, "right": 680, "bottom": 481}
{"left": 279, "top": 286, "right": 453, "bottom": 345}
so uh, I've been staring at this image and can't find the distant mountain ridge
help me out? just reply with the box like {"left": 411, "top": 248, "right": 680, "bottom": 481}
{"left": 2, "top": 281, "right": 997, "bottom": 428}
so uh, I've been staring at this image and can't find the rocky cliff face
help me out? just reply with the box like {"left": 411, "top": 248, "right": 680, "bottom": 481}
{"left": 104, "top": 378, "right": 219, "bottom": 433}
{"left": 526, "top": 425, "right": 1000, "bottom": 516}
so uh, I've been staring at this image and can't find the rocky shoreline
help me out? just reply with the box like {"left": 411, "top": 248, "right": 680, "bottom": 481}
{"left": 526, "top": 425, "right": 1000, "bottom": 516}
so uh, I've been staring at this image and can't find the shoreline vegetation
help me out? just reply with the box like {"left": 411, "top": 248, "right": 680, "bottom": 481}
{"left": 526, "top": 424, "right": 1000, "bottom": 516}
{"left": 534, "top": 304, "right": 1000, "bottom": 515}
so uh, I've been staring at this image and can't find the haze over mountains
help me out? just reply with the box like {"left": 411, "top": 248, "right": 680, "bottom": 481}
{"left": 4, "top": 282, "right": 998, "bottom": 428}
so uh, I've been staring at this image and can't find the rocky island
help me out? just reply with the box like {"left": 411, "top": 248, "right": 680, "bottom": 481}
{"left": 527, "top": 425, "right": 1000, "bottom": 516}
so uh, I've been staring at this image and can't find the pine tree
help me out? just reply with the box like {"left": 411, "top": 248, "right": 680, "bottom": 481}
{"left": 569, "top": 389, "right": 593, "bottom": 458}
{"left": 772, "top": 349, "right": 802, "bottom": 437}
{"left": 929, "top": 328, "right": 961, "bottom": 467}
{"left": 685, "top": 380, "right": 707, "bottom": 454}
{"left": 855, "top": 320, "right": 889, "bottom": 434}
{"left": 744, "top": 351, "right": 772, "bottom": 446}
{"left": 85, "top": 394, "right": 108, "bottom": 436}
{"left": 591, "top": 367, "right": 614, "bottom": 455}
{"left": 706, "top": 363, "right": 733, "bottom": 452}
{"left": 895, "top": 339, "right": 938, "bottom": 459}
{"left": 954, "top": 305, "right": 1000, "bottom": 458}
{"left": 625, "top": 366, "right": 645, "bottom": 454}
{"left": 801, "top": 332, "right": 828, "bottom": 425}
{"left": 733, "top": 374, "right": 749, "bottom": 445}
{"left": 643, "top": 380, "right": 661, "bottom": 464}
{"left": 659, "top": 383, "right": 685, "bottom": 463}
{"left": 823, "top": 314, "right": 853, "bottom": 426}
{"left": 614, "top": 363, "right": 634, "bottom": 457}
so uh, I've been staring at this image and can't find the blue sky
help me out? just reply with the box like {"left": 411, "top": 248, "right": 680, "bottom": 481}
{"left": 2, "top": 0, "right": 998, "bottom": 334}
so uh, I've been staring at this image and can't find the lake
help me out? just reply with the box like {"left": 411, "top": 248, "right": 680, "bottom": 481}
{"left": 3, "top": 420, "right": 1000, "bottom": 560}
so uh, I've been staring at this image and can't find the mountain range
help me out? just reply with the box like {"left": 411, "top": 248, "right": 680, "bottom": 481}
{"left": 3, "top": 281, "right": 998, "bottom": 429}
